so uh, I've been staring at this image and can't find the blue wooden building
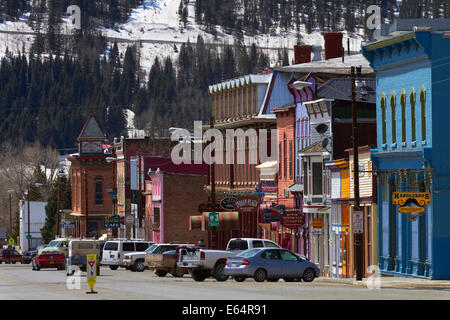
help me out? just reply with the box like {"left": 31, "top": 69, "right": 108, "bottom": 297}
{"left": 362, "top": 20, "right": 450, "bottom": 279}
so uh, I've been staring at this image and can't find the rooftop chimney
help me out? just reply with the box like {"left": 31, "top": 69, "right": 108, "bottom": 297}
{"left": 294, "top": 45, "right": 312, "bottom": 64}
{"left": 324, "top": 32, "right": 343, "bottom": 60}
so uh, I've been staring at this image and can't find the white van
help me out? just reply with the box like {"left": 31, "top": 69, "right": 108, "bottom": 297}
{"left": 101, "top": 240, "right": 153, "bottom": 270}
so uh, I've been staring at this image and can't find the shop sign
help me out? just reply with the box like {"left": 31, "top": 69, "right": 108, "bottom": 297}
{"left": 281, "top": 213, "right": 305, "bottom": 229}
{"left": 353, "top": 210, "right": 364, "bottom": 234}
{"left": 263, "top": 205, "right": 286, "bottom": 222}
{"left": 260, "top": 181, "right": 277, "bottom": 193}
{"left": 60, "top": 221, "right": 76, "bottom": 229}
{"left": 103, "top": 215, "right": 121, "bottom": 229}
{"left": 393, "top": 192, "right": 430, "bottom": 214}
{"left": 233, "top": 197, "right": 259, "bottom": 213}
{"left": 311, "top": 219, "right": 324, "bottom": 229}
{"left": 312, "top": 228, "right": 322, "bottom": 235}
{"left": 220, "top": 197, "right": 237, "bottom": 211}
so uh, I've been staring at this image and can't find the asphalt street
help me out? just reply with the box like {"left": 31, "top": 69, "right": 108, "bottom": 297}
{"left": 0, "top": 264, "right": 449, "bottom": 300}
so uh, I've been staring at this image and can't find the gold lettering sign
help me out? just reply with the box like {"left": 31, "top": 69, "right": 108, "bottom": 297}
{"left": 399, "top": 206, "right": 425, "bottom": 214}
{"left": 392, "top": 192, "right": 431, "bottom": 206}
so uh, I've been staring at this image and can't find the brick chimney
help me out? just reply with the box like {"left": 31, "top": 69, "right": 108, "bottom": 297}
{"left": 294, "top": 45, "right": 312, "bottom": 64}
{"left": 324, "top": 32, "right": 343, "bottom": 60}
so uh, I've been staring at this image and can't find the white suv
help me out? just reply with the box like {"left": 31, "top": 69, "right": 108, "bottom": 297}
{"left": 101, "top": 240, "right": 153, "bottom": 270}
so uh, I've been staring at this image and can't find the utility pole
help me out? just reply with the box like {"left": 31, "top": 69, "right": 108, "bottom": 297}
{"left": 8, "top": 190, "right": 14, "bottom": 238}
{"left": 210, "top": 116, "right": 217, "bottom": 250}
{"left": 56, "top": 177, "right": 61, "bottom": 238}
{"left": 352, "top": 66, "right": 363, "bottom": 281}
{"left": 84, "top": 168, "right": 89, "bottom": 238}
{"left": 27, "top": 184, "right": 31, "bottom": 251}
{"left": 137, "top": 151, "right": 142, "bottom": 238}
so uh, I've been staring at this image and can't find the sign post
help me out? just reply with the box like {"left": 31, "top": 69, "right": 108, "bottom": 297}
{"left": 86, "top": 254, "right": 98, "bottom": 294}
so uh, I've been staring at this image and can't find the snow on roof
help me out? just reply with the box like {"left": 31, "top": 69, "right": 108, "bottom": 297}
{"left": 209, "top": 74, "right": 272, "bottom": 94}
{"left": 274, "top": 54, "right": 373, "bottom": 75}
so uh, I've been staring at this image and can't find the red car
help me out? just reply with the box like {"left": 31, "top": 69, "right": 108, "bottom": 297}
{"left": 32, "top": 251, "right": 66, "bottom": 271}
{"left": 0, "top": 248, "right": 22, "bottom": 264}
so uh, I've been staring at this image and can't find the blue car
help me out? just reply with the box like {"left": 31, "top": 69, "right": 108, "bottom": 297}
{"left": 224, "top": 248, "right": 320, "bottom": 283}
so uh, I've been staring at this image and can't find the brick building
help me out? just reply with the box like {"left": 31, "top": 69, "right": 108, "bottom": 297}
{"left": 68, "top": 115, "right": 113, "bottom": 238}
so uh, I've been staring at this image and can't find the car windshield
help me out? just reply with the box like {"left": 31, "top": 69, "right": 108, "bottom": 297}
{"left": 145, "top": 244, "right": 158, "bottom": 253}
{"left": 47, "top": 241, "right": 60, "bottom": 248}
{"left": 238, "top": 249, "right": 261, "bottom": 258}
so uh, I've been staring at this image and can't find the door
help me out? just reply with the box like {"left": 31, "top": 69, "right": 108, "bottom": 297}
{"left": 260, "top": 249, "right": 283, "bottom": 278}
{"left": 279, "top": 250, "right": 303, "bottom": 278}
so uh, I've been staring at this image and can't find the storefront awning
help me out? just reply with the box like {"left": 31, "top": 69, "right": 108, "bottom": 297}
{"left": 189, "top": 215, "right": 204, "bottom": 230}
{"left": 256, "top": 161, "right": 278, "bottom": 181}
{"left": 202, "top": 211, "right": 240, "bottom": 231}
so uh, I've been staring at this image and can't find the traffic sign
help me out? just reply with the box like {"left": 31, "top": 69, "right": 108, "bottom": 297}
{"left": 26, "top": 234, "right": 32, "bottom": 240}
{"left": 208, "top": 212, "right": 220, "bottom": 227}
{"left": 8, "top": 237, "right": 14, "bottom": 247}
{"left": 353, "top": 210, "right": 364, "bottom": 234}
{"left": 124, "top": 215, "right": 135, "bottom": 226}
{"left": 86, "top": 254, "right": 97, "bottom": 294}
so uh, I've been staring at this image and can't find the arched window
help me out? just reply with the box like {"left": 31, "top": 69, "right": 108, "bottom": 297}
{"left": 381, "top": 93, "right": 387, "bottom": 145}
{"left": 420, "top": 86, "right": 426, "bottom": 141}
{"left": 410, "top": 88, "right": 416, "bottom": 142}
{"left": 400, "top": 90, "right": 406, "bottom": 144}
{"left": 390, "top": 91, "right": 397, "bottom": 144}
{"left": 283, "top": 133, "right": 287, "bottom": 179}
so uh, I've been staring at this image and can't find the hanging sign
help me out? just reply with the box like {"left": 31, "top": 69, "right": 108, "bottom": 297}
{"left": 263, "top": 205, "right": 286, "bottom": 222}
{"left": 312, "top": 219, "right": 324, "bottom": 229}
{"left": 103, "top": 215, "right": 120, "bottom": 229}
{"left": 393, "top": 192, "right": 430, "bottom": 214}
{"left": 281, "top": 213, "right": 305, "bottom": 229}
{"left": 233, "top": 197, "right": 259, "bottom": 213}
{"left": 220, "top": 197, "right": 237, "bottom": 211}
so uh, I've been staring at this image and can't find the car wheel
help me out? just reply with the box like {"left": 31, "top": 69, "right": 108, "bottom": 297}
{"left": 190, "top": 269, "right": 208, "bottom": 282}
{"left": 214, "top": 262, "right": 229, "bottom": 282}
{"left": 254, "top": 269, "right": 267, "bottom": 282}
{"left": 302, "top": 268, "right": 316, "bottom": 282}
{"left": 234, "top": 276, "right": 246, "bottom": 282}
{"left": 136, "top": 261, "right": 146, "bottom": 272}
{"left": 171, "top": 265, "right": 185, "bottom": 278}
{"left": 154, "top": 269, "right": 168, "bottom": 277}
{"left": 109, "top": 265, "right": 119, "bottom": 271}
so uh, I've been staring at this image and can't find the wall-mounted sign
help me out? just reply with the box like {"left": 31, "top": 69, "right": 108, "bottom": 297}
{"left": 103, "top": 215, "right": 120, "bottom": 229}
{"left": 393, "top": 192, "right": 430, "bottom": 215}
{"left": 353, "top": 210, "right": 364, "bottom": 234}
{"left": 220, "top": 197, "right": 237, "bottom": 211}
{"left": 281, "top": 213, "right": 305, "bottom": 229}
{"left": 208, "top": 212, "right": 220, "bottom": 227}
{"left": 312, "top": 219, "right": 324, "bottom": 229}
{"left": 233, "top": 197, "right": 259, "bottom": 213}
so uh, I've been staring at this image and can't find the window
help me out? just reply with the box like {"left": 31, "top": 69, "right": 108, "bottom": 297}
{"left": 420, "top": 86, "right": 426, "bottom": 141}
{"left": 264, "top": 241, "right": 280, "bottom": 248}
{"left": 153, "top": 207, "right": 160, "bottom": 227}
{"left": 289, "top": 141, "right": 293, "bottom": 179}
{"left": 136, "top": 243, "right": 150, "bottom": 251}
{"left": 95, "top": 177, "right": 103, "bottom": 205}
{"left": 303, "top": 161, "right": 308, "bottom": 195}
{"left": 227, "top": 240, "right": 248, "bottom": 251}
{"left": 381, "top": 94, "right": 387, "bottom": 145}
{"left": 278, "top": 143, "right": 282, "bottom": 179}
{"left": 252, "top": 240, "right": 264, "bottom": 248}
{"left": 122, "top": 243, "right": 135, "bottom": 252}
{"left": 283, "top": 134, "right": 287, "bottom": 179}
{"left": 410, "top": 89, "right": 416, "bottom": 141}
{"left": 279, "top": 250, "right": 299, "bottom": 261}
{"left": 390, "top": 92, "right": 396, "bottom": 144}
{"left": 104, "top": 242, "right": 118, "bottom": 251}
{"left": 312, "top": 162, "right": 323, "bottom": 195}
{"left": 240, "top": 249, "right": 261, "bottom": 258}
{"left": 261, "top": 250, "right": 281, "bottom": 259}
{"left": 400, "top": 90, "right": 406, "bottom": 144}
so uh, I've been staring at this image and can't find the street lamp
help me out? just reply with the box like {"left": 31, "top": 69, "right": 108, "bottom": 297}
{"left": 55, "top": 172, "right": 68, "bottom": 238}
{"left": 7, "top": 189, "right": 14, "bottom": 239}
{"left": 27, "top": 182, "right": 44, "bottom": 251}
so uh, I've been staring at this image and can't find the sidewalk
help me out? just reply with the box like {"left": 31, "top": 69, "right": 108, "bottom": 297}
{"left": 316, "top": 275, "right": 450, "bottom": 289}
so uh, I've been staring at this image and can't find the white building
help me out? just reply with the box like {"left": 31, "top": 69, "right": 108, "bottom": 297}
{"left": 19, "top": 201, "right": 47, "bottom": 252}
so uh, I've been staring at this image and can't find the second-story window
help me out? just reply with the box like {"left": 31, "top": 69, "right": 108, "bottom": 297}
{"left": 95, "top": 177, "right": 103, "bottom": 205}
{"left": 410, "top": 88, "right": 416, "bottom": 142}
{"left": 312, "top": 162, "right": 323, "bottom": 195}
{"left": 400, "top": 89, "right": 406, "bottom": 144}
{"left": 390, "top": 91, "right": 397, "bottom": 144}
{"left": 381, "top": 94, "right": 387, "bottom": 145}
{"left": 289, "top": 141, "right": 293, "bottom": 179}
{"left": 283, "top": 134, "right": 287, "bottom": 179}
{"left": 420, "top": 86, "right": 426, "bottom": 141}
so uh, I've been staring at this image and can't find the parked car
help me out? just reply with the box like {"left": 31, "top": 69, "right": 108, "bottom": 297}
{"left": 123, "top": 243, "right": 157, "bottom": 272}
{"left": 224, "top": 248, "right": 320, "bottom": 283}
{"left": 0, "top": 248, "right": 22, "bottom": 264}
{"left": 102, "top": 240, "right": 153, "bottom": 270}
{"left": 145, "top": 244, "right": 195, "bottom": 277}
{"left": 32, "top": 250, "right": 66, "bottom": 271}
{"left": 21, "top": 250, "right": 38, "bottom": 264}
{"left": 66, "top": 239, "right": 105, "bottom": 276}
{"left": 177, "top": 238, "right": 281, "bottom": 282}
{"left": 40, "top": 238, "right": 69, "bottom": 257}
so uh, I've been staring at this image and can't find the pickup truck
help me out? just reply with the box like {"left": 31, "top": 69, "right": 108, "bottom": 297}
{"left": 177, "top": 238, "right": 281, "bottom": 282}
{"left": 146, "top": 245, "right": 198, "bottom": 277}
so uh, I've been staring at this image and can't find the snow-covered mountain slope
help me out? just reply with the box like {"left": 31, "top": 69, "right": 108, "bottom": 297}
{"left": 0, "top": 0, "right": 365, "bottom": 75}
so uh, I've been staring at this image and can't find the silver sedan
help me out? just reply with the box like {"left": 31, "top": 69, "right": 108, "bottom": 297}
{"left": 224, "top": 248, "right": 320, "bottom": 283}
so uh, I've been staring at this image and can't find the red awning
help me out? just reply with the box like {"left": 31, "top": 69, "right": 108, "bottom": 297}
{"left": 189, "top": 215, "right": 204, "bottom": 230}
